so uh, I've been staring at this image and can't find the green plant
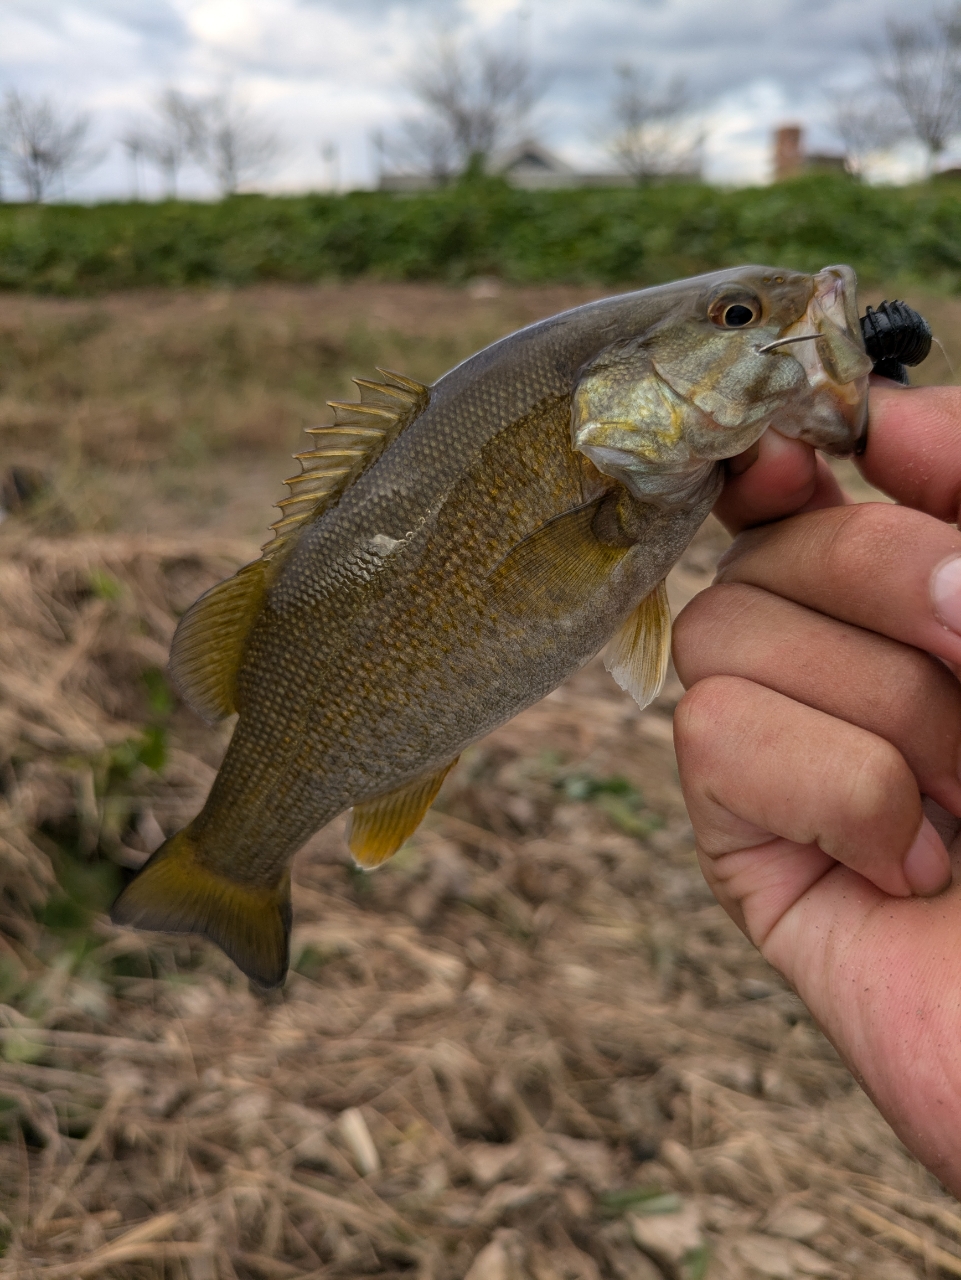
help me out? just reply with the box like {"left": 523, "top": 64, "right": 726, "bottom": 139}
{"left": 598, "top": 1185, "right": 679, "bottom": 1216}
{"left": 2, "top": 177, "right": 961, "bottom": 295}
{"left": 556, "top": 771, "right": 664, "bottom": 838}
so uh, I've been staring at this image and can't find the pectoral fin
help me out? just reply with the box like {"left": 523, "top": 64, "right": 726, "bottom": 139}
{"left": 348, "top": 760, "right": 459, "bottom": 868}
{"left": 487, "top": 498, "right": 630, "bottom": 616}
{"left": 168, "top": 560, "right": 267, "bottom": 723}
{"left": 604, "top": 579, "right": 671, "bottom": 710}
{"left": 110, "top": 827, "right": 291, "bottom": 988}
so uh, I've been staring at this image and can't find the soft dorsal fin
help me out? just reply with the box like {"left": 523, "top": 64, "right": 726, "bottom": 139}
{"left": 348, "top": 759, "right": 459, "bottom": 868}
{"left": 169, "top": 560, "right": 268, "bottom": 723}
{"left": 604, "top": 579, "right": 671, "bottom": 710}
{"left": 264, "top": 368, "right": 429, "bottom": 560}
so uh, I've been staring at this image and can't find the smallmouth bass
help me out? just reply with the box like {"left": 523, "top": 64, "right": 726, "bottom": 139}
{"left": 111, "top": 264, "right": 871, "bottom": 986}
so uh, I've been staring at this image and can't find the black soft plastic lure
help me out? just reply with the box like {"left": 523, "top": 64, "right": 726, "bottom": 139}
{"left": 860, "top": 299, "right": 932, "bottom": 385}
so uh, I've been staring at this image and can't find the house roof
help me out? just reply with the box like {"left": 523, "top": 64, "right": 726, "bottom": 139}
{"left": 489, "top": 139, "right": 577, "bottom": 177}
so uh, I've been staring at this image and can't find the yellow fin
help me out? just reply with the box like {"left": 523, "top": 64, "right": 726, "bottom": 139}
{"left": 348, "top": 760, "right": 458, "bottom": 868}
{"left": 487, "top": 498, "right": 630, "bottom": 616}
{"left": 169, "top": 560, "right": 267, "bottom": 723}
{"left": 264, "top": 371, "right": 429, "bottom": 559}
{"left": 604, "top": 579, "right": 671, "bottom": 710}
{"left": 110, "top": 828, "right": 291, "bottom": 988}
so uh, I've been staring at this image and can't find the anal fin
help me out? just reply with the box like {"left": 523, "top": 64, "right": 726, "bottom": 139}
{"left": 487, "top": 497, "right": 630, "bottom": 617}
{"left": 110, "top": 827, "right": 291, "bottom": 988}
{"left": 348, "top": 760, "right": 459, "bottom": 868}
{"left": 604, "top": 579, "right": 671, "bottom": 710}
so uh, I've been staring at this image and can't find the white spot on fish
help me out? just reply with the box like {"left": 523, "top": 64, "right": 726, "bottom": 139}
{"left": 368, "top": 533, "right": 404, "bottom": 556}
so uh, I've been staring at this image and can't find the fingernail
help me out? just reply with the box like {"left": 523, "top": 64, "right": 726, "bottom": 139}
{"left": 932, "top": 556, "right": 961, "bottom": 635}
{"left": 903, "top": 817, "right": 952, "bottom": 896}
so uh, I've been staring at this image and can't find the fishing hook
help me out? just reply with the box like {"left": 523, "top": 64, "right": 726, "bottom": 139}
{"left": 755, "top": 333, "right": 824, "bottom": 355}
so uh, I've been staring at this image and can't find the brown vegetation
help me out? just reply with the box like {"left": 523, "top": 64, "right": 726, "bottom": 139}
{"left": 0, "top": 282, "right": 958, "bottom": 1278}
{"left": 0, "top": 283, "right": 609, "bottom": 539}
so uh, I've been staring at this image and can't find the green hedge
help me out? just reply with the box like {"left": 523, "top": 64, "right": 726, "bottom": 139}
{"left": 2, "top": 175, "right": 961, "bottom": 293}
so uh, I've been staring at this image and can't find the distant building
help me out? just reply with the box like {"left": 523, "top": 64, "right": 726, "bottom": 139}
{"left": 489, "top": 140, "right": 580, "bottom": 189}
{"left": 773, "top": 125, "right": 803, "bottom": 180}
{"left": 772, "top": 125, "right": 847, "bottom": 181}
{"left": 379, "top": 139, "right": 641, "bottom": 192}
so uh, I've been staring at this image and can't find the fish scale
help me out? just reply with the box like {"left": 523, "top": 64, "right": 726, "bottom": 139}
{"left": 197, "top": 401, "right": 587, "bottom": 872}
{"left": 112, "top": 264, "right": 873, "bottom": 986}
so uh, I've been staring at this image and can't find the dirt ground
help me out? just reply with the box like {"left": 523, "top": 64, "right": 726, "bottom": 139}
{"left": 0, "top": 281, "right": 959, "bottom": 1279}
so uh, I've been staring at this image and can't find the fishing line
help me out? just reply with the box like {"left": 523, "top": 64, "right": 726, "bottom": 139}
{"left": 932, "top": 335, "right": 955, "bottom": 378}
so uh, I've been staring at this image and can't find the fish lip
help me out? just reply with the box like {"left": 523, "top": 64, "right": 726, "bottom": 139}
{"left": 813, "top": 263, "right": 863, "bottom": 336}
{"left": 765, "top": 265, "right": 871, "bottom": 451}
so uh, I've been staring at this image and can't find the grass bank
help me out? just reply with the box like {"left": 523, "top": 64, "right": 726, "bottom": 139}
{"left": 3, "top": 175, "right": 961, "bottom": 293}
{"left": 0, "top": 280, "right": 956, "bottom": 1275}
{"left": 1, "top": 280, "right": 954, "bottom": 538}
{"left": 0, "top": 282, "right": 609, "bottom": 535}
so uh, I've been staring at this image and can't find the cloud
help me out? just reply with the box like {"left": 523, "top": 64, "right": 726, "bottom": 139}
{"left": 0, "top": 0, "right": 944, "bottom": 197}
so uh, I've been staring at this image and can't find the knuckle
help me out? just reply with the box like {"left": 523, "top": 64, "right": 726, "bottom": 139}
{"left": 672, "top": 587, "right": 727, "bottom": 676}
{"left": 672, "top": 584, "right": 760, "bottom": 675}
{"left": 674, "top": 676, "right": 743, "bottom": 755}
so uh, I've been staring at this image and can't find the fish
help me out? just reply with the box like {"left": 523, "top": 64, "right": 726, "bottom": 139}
{"left": 110, "top": 263, "right": 872, "bottom": 987}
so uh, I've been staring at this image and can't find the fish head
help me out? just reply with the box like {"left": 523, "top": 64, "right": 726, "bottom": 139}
{"left": 572, "top": 264, "right": 871, "bottom": 501}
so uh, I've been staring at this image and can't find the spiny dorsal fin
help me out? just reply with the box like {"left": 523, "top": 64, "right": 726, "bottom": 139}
{"left": 169, "top": 560, "right": 268, "bottom": 723}
{"left": 348, "top": 759, "right": 459, "bottom": 868}
{"left": 263, "top": 368, "right": 429, "bottom": 560}
{"left": 604, "top": 579, "right": 671, "bottom": 710}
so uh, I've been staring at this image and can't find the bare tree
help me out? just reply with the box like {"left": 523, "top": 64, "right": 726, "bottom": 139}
{"left": 319, "top": 141, "right": 340, "bottom": 192}
{"left": 121, "top": 131, "right": 145, "bottom": 200}
{"left": 389, "top": 116, "right": 460, "bottom": 185}
{"left": 872, "top": 6, "right": 961, "bottom": 175}
{"left": 830, "top": 89, "right": 907, "bottom": 176}
{"left": 122, "top": 90, "right": 204, "bottom": 198}
{"left": 394, "top": 30, "right": 543, "bottom": 180}
{"left": 0, "top": 90, "right": 96, "bottom": 202}
{"left": 608, "top": 65, "right": 703, "bottom": 184}
{"left": 191, "top": 92, "right": 281, "bottom": 196}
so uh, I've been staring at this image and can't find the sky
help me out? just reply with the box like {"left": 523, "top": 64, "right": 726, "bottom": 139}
{"left": 0, "top": 0, "right": 945, "bottom": 200}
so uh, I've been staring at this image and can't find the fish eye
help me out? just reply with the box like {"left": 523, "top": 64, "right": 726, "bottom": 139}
{"left": 722, "top": 304, "right": 755, "bottom": 327}
{"left": 708, "top": 292, "right": 762, "bottom": 329}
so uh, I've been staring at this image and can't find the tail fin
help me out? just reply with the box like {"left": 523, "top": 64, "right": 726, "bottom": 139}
{"left": 110, "top": 828, "right": 291, "bottom": 988}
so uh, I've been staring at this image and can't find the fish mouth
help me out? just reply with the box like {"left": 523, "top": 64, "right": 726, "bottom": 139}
{"left": 763, "top": 264, "right": 872, "bottom": 454}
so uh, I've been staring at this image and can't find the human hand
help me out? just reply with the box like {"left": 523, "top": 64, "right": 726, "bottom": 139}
{"left": 672, "top": 384, "right": 961, "bottom": 1193}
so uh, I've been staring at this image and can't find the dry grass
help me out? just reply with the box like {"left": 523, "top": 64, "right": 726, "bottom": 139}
{"left": 0, "top": 523, "right": 956, "bottom": 1280}
{"left": 0, "top": 280, "right": 958, "bottom": 1278}
{"left": 0, "top": 283, "right": 609, "bottom": 540}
